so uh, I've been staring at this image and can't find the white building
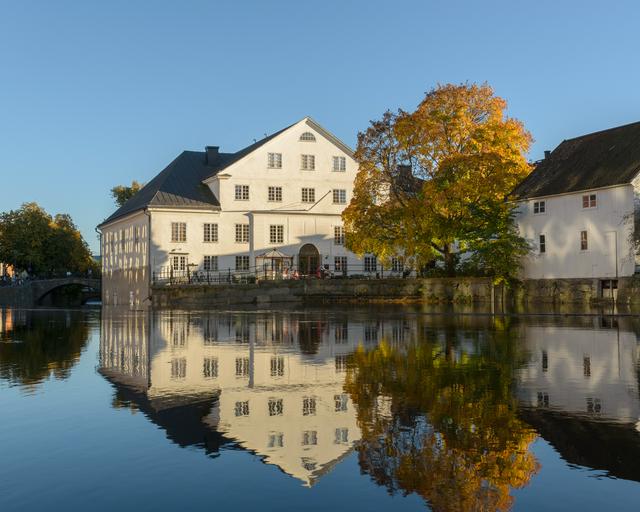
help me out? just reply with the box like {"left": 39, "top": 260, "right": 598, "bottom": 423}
{"left": 514, "top": 121, "right": 640, "bottom": 282}
{"left": 97, "top": 117, "right": 378, "bottom": 306}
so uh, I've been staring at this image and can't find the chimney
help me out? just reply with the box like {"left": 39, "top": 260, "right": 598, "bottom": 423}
{"left": 205, "top": 146, "right": 219, "bottom": 164}
{"left": 544, "top": 150, "right": 551, "bottom": 159}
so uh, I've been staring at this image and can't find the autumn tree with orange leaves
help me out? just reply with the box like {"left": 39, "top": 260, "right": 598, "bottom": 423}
{"left": 342, "top": 83, "right": 532, "bottom": 280}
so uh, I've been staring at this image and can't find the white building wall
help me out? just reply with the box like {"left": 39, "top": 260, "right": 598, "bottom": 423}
{"left": 515, "top": 184, "right": 636, "bottom": 279}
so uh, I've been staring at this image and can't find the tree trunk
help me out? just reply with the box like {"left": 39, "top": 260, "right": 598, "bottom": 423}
{"left": 443, "top": 244, "right": 455, "bottom": 277}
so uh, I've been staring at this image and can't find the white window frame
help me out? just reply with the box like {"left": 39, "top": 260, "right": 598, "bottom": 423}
{"left": 334, "top": 226, "right": 345, "bottom": 245}
{"left": 539, "top": 234, "right": 546, "bottom": 254}
{"left": 203, "top": 255, "right": 218, "bottom": 271}
{"left": 301, "top": 154, "right": 315, "bottom": 171}
{"left": 203, "top": 223, "right": 218, "bottom": 243}
{"left": 270, "top": 225, "right": 284, "bottom": 244}
{"left": 171, "top": 255, "right": 187, "bottom": 271}
{"left": 364, "top": 255, "right": 377, "bottom": 272}
{"left": 171, "top": 222, "right": 186, "bottom": 243}
{"left": 267, "top": 153, "right": 282, "bottom": 169}
{"left": 580, "top": 230, "right": 588, "bottom": 251}
{"left": 582, "top": 193, "right": 597, "bottom": 209}
{"left": 332, "top": 156, "right": 346, "bottom": 172}
{"left": 533, "top": 200, "right": 546, "bottom": 214}
{"left": 332, "top": 189, "right": 347, "bottom": 204}
{"left": 268, "top": 186, "right": 283, "bottom": 202}
{"left": 235, "top": 255, "right": 250, "bottom": 271}
{"left": 235, "top": 224, "right": 250, "bottom": 243}
{"left": 301, "top": 187, "right": 315, "bottom": 203}
{"left": 235, "top": 184, "right": 250, "bottom": 201}
{"left": 299, "top": 132, "right": 316, "bottom": 142}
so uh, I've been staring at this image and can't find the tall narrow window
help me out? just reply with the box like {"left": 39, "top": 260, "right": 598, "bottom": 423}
{"left": 335, "top": 256, "right": 347, "bottom": 273}
{"left": 270, "top": 225, "right": 284, "bottom": 244}
{"left": 235, "top": 357, "right": 250, "bottom": 377}
{"left": 301, "top": 154, "right": 315, "bottom": 170}
{"left": 171, "top": 222, "right": 186, "bottom": 242}
{"left": 267, "top": 153, "right": 282, "bottom": 169}
{"left": 539, "top": 234, "right": 546, "bottom": 254}
{"left": 203, "top": 255, "right": 218, "bottom": 271}
{"left": 235, "top": 224, "right": 250, "bottom": 243}
{"left": 334, "top": 226, "right": 345, "bottom": 245}
{"left": 301, "top": 187, "right": 315, "bottom": 203}
{"left": 582, "top": 194, "right": 597, "bottom": 208}
{"left": 235, "top": 255, "right": 250, "bottom": 271}
{"left": 332, "top": 189, "right": 347, "bottom": 204}
{"left": 203, "top": 223, "right": 218, "bottom": 243}
{"left": 270, "top": 356, "right": 285, "bottom": 377}
{"left": 391, "top": 257, "right": 404, "bottom": 272}
{"left": 580, "top": 230, "right": 588, "bottom": 251}
{"left": 268, "top": 186, "right": 282, "bottom": 202}
{"left": 302, "top": 397, "right": 316, "bottom": 416}
{"left": 364, "top": 255, "right": 377, "bottom": 272}
{"left": 203, "top": 357, "right": 218, "bottom": 378}
{"left": 235, "top": 184, "right": 250, "bottom": 200}
{"left": 332, "top": 156, "right": 346, "bottom": 172}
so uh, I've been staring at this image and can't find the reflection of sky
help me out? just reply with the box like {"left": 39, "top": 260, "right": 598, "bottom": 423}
{"left": 2, "top": 308, "right": 640, "bottom": 511}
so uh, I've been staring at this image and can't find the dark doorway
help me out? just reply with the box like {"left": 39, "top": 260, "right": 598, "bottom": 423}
{"left": 298, "top": 244, "right": 319, "bottom": 276}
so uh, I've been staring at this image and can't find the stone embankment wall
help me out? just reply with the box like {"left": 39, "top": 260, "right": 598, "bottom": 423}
{"left": 151, "top": 275, "right": 640, "bottom": 309}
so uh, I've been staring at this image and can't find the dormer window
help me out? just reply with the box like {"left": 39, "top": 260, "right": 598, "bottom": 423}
{"left": 299, "top": 132, "right": 316, "bottom": 142}
{"left": 533, "top": 200, "right": 545, "bottom": 214}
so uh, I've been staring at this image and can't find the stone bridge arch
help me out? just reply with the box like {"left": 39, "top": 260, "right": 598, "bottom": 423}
{"left": 31, "top": 278, "right": 102, "bottom": 306}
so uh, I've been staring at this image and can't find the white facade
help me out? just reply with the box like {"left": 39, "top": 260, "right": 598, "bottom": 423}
{"left": 99, "top": 118, "right": 383, "bottom": 306}
{"left": 515, "top": 182, "right": 638, "bottom": 279}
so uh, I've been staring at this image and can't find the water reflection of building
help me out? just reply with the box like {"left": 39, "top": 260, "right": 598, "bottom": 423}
{"left": 516, "top": 318, "right": 640, "bottom": 481}
{"left": 99, "top": 309, "right": 402, "bottom": 485}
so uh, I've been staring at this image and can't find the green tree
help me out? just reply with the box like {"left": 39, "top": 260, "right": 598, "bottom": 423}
{"left": 111, "top": 180, "right": 143, "bottom": 207}
{"left": 0, "top": 202, "right": 95, "bottom": 275}
{"left": 343, "top": 83, "right": 532, "bottom": 280}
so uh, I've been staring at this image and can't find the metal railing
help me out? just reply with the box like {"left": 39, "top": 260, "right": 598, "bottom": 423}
{"left": 152, "top": 263, "right": 414, "bottom": 286}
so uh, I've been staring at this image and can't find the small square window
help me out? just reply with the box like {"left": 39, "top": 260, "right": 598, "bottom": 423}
{"left": 268, "top": 153, "right": 282, "bottom": 169}
{"left": 236, "top": 255, "right": 250, "bottom": 271}
{"left": 270, "top": 225, "right": 284, "bottom": 244}
{"left": 235, "top": 185, "right": 250, "bottom": 201}
{"left": 301, "top": 154, "right": 315, "bottom": 170}
{"left": 332, "top": 156, "right": 346, "bottom": 172}
{"left": 333, "top": 189, "right": 347, "bottom": 204}
{"left": 203, "top": 255, "right": 218, "bottom": 271}
{"left": 582, "top": 194, "right": 597, "bottom": 208}
{"left": 533, "top": 201, "right": 546, "bottom": 214}
{"left": 268, "top": 186, "right": 282, "bottom": 202}
{"left": 301, "top": 188, "right": 315, "bottom": 203}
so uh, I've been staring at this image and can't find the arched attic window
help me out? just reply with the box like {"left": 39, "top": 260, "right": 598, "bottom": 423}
{"left": 299, "top": 132, "right": 316, "bottom": 142}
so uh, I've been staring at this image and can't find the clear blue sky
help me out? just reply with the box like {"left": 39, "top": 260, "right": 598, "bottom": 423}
{"left": 1, "top": 0, "right": 639, "bottom": 253}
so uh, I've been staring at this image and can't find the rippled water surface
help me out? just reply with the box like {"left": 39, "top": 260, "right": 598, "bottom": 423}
{"left": 1, "top": 306, "right": 640, "bottom": 511}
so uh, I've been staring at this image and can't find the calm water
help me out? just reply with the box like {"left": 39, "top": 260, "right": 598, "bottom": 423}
{"left": 1, "top": 306, "right": 640, "bottom": 511}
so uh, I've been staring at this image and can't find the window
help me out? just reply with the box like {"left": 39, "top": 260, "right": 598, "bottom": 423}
{"left": 268, "top": 186, "right": 282, "bottom": 202}
{"left": 391, "top": 257, "right": 404, "bottom": 272}
{"left": 582, "top": 194, "right": 597, "bottom": 208}
{"left": 236, "top": 255, "right": 250, "bottom": 271}
{"left": 235, "top": 357, "right": 250, "bottom": 377}
{"left": 334, "top": 428, "right": 349, "bottom": 444}
{"left": 332, "top": 189, "right": 347, "bottom": 204}
{"left": 235, "top": 224, "right": 250, "bottom": 243}
{"left": 203, "top": 255, "right": 218, "bottom": 271}
{"left": 203, "top": 357, "right": 218, "bottom": 379}
{"left": 580, "top": 230, "right": 588, "bottom": 251}
{"left": 301, "top": 187, "right": 315, "bottom": 203}
{"left": 537, "top": 392, "right": 550, "bottom": 408}
{"left": 171, "top": 222, "right": 186, "bottom": 242}
{"left": 270, "top": 225, "right": 284, "bottom": 244}
{"left": 334, "top": 226, "right": 345, "bottom": 245}
{"left": 586, "top": 397, "right": 601, "bottom": 414}
{"left": 171, "top": 358, "right": 186, "bottom": 379}
{"left": 335, "top": 256, "right": 347, "bottom": 273}
{"left": 235, "top": 401, "right": 250, "bottom": 417}
{"left": 302, "top": 397, "right": 316, "bottom": 416}
{"left": 134, "top": 226, "right": 140, "bottom": 248}
{"left": 334, "top": 394, "right": 348, "bottom": 412}
{"left": 542, "top": 350, "right": 548, "bottom": 372}
{"left": 299, "top": 132, "right": 316, "bottom": 142}
{"left": 235, "top": 184, "right": 250, "bottom": 200}
{"left": 268, "top": 433, "right": 284, "bottom": 448}
{"left": 120, "top": 229, "right": 125, "bottom": 251}
{"left": 204, "top": 223, "right": 218, "bottom": 243}
{"left": 301, "top": 154, "right": 315, "bottom": 170}
{"left": 332, "top": 156, "right": 346, "bottom": 172}
{"left": 583, "top": 355, "right": 591, "bottom": 378}
{"left": 268, "top": 398, "right": 284, "bottom": 416}
{"left": 539, "top": 234, "right": 546, "bottom": 254}
{"left": 267, "top": 153, "right": 282, "bottom": 169}
{"left": 335, "top": 354, "right": 348, "bottom": 372}
{"left": 533, "top": 200, "right": 546, "bottom": 214}
{"left": 364, "top": 255, "right": 377, "bottom": 272}
{"left": 302, "top": 431, "right": 318, "bottom": 446}
{"left": 171, "top": 255, "right": 187, "bottom": 271}
{"left": 270, "top": 356, "right": 285, "bottom": 377}
{"left": 364, "top": 324, "right": 378, "bottom": 343}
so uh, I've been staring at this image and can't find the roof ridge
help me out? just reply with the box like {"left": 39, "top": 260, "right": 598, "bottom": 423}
{"left": 561, "top": 120, "right": 640, "bottom": 143}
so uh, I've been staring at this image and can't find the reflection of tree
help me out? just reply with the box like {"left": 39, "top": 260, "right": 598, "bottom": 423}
{"left": 345, "top": 319, "right": 539, "bottom": 511}
{"left": 0, "top": 311, "right": 90, "bottom": 387}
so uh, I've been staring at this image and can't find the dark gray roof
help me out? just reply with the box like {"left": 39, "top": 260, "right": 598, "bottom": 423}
{"left": 513, "top": 121, "right": 640, "bottom": 200}
{"left": 99, "top": 150, "right": 229, "bottom": 227}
